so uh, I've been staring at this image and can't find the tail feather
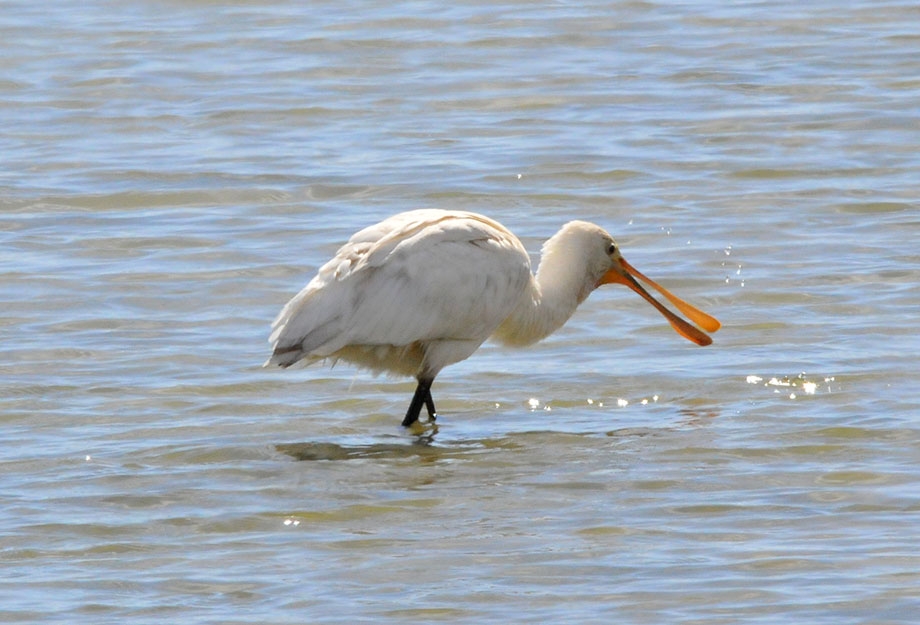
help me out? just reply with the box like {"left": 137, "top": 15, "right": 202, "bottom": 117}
{"left": 264, "top": 344, "right": 305, "bottom": 368}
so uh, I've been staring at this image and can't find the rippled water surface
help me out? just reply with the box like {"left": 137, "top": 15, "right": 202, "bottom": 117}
{"left": 2, "top": 1, "right": 919, "bottom": 623}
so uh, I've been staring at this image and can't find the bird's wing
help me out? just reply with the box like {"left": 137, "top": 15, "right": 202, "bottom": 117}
{"left": 267, "top": 211, "right": 531, "bottom": 366}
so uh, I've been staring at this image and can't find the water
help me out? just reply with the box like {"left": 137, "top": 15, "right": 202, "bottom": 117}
{"left": 2, "top": 0, "right": 919, "bottom": 622}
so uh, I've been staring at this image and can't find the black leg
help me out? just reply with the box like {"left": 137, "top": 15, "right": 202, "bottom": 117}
{"left": 402, "top": 377, "right": 434, "bottom": 427}
{"left": 424, "top": 387, "right": 437, "bottom": 422}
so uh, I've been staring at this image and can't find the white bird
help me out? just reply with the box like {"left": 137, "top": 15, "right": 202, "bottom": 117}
{"left": 267, "top": 209, "right": 720, "bottom": 427}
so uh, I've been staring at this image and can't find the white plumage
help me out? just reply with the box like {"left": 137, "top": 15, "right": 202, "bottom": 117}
{"left": 267, "top": 209, "right": 720, "bottom": 427}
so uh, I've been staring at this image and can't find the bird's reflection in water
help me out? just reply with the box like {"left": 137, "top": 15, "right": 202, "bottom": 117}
{"left": 276, "top": 432, "right": 456, "bottom": 463}
{"left": 275, "top": 424, "right": 544, "bottom": 462}
{"left": 676, "top": 406, "right": 721, "bottom": 426}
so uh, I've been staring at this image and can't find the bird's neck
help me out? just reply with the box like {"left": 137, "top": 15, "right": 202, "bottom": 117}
{"left": 493, "top": 249, "right": 593, "bottom": 347}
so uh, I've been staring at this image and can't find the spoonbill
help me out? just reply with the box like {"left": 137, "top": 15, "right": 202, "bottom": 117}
{"left": 266, "top": 209, "right": 720, "bottom": 427}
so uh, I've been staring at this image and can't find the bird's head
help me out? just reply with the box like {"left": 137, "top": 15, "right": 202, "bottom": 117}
{"left": 559, "top": 221, "right": 721, "bottom": 345}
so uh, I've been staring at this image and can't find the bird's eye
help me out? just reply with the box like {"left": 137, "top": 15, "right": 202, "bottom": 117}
{"left": 607, "top": 243, "right": 617, "bottom": 255}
